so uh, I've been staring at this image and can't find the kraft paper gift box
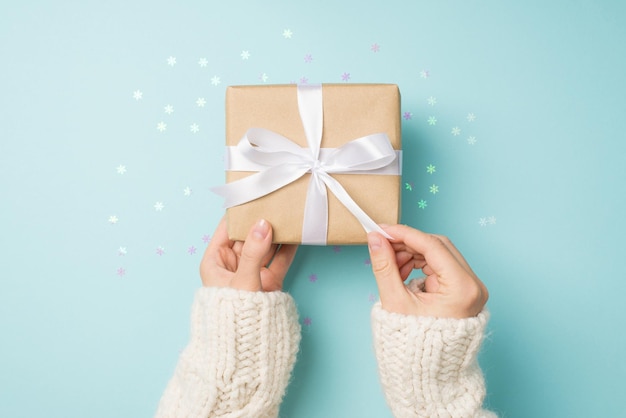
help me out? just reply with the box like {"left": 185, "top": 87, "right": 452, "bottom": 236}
{"left": 216, "top": 83, "right": 402, "bottom": 245}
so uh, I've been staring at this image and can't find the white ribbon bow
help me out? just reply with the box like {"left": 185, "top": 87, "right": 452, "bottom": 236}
{"left": 212, "top": 84, "right": 398, "bottom": 244}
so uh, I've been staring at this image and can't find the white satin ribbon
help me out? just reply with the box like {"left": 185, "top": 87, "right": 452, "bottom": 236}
{"left": 212, "top": 84, "right": 399, "bottom": 244}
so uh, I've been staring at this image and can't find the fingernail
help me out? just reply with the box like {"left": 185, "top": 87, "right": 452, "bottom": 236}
{"left": 252, "top": 219, "right": 270, "bottom": 240}
{"left": 367, "top": 233, "right": 382, "bottom": 251}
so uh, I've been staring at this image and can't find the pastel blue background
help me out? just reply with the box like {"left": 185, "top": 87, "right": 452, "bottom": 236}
{"left": 2, "top": 1, "right": 625, "bottom": 417}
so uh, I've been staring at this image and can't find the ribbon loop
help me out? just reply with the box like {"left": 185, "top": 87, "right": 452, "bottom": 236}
{"left": 212, "top": 85, "right": 398, "bottom": 244}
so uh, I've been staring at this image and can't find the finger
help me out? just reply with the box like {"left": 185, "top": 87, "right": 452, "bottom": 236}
{"left": 261, "top": 244, "right": 299, "bottom": 291}
{"left": 232, "top": 219, "right": 273, "bottom": 291}
{"left": 367, "top": 232, "right": 406, "bottom": 308}
{"left": 432, "top": 234, "right": 477, "bottom": 277}
{"left": 206, "top": 216, "right": 233, "bottom": 253}
{"left": 382, "top": 225, "right": 468, "bottom": 284}
{"left": 200, "top": 216, "right": 232, "bottom": 282}
{"left": 267, "top": 244, "right": 298, "bottom": 276}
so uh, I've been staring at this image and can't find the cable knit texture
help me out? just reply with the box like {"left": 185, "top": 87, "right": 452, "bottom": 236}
{"left": 371, "top": 303, "right": 496, "bottom": 418}
{"left": 155, "top": 287, "right": 301, "bottom": 418}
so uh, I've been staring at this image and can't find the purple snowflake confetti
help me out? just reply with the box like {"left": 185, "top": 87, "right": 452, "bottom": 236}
{"left": 332, "top": 245, "right": 341, "bottom": 253}
{"left": 188, "top": 246, "right": 197, "bottom": 255}
{"left": 117, "top": 267, "right": 126, "bottom": 277}
{"left": 156, "top": 246, "right": 165, "bottom": 256}
{"left": 341, "top": 72, "right": 351, "bottom": 82}
{"left": 303, "top": 317, "right": 312, "bottom": 326}
{"left": 371, "top": 43, "right": 380, "bottom": 53}
{"left": 202, "top": 234, "right": 211, "bottom": 244}
{"left": 304, "top": 53, "right": 313, "bottom": 63}
{"left": 309, "top": 274, "right": 318, "bottom": 283}
{"left": 403, "top": 111, "right": 413, "bottom": 120}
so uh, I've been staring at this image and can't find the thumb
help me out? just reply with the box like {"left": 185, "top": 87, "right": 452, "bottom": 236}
{"left": 232, "top": 219, "right": 273, "bottom": 291}
{"left": 367, "top": 232, "right": 405, "bottom": 308}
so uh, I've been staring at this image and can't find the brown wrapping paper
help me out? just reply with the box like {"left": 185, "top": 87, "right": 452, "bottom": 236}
{"left": 224, "top": 83, "right": 401, "bottom": 244}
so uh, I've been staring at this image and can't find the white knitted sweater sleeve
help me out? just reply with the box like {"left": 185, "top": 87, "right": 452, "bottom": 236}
{"left": 155, "top": 287, "right": 301, "bottom": 418}
{"left": 371, "top": 304, "right": 496, "bottom": 418}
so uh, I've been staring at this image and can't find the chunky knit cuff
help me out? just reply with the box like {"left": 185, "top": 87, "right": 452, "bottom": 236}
{"left": 155, "top": 287, "right": 301, "bottom": 418}
{"left": 371, "top": 304, "right": 494, "bottom": 418}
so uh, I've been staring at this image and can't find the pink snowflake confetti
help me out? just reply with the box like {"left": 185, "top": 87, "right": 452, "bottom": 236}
{"left": 304, "top": 53, "right": 313, "bottom": 63}
{"left": 403, "top": 111, "right": 413, "bottom": 120}
{"left": 371, "top": 43, "right": 380, "bottom": 53}
{"left": 188, "top": 246, "right": 197, "bottom": 255}
{"left": 202, "top": 234, "right": 211, "bottom": 244}
{"left": 303, "top": 317, "right": 312, "bottom": 326}
{"left": 117, "top": 267, "right": 126, "bottom": 277}
{"left": 156, "top": 246, "right": 165, "bottom": 256}
{"left": 341, "top": 72, "right": 351, "bottom": 82}
{"left": 309, "top": 274, "right": 318, "bottom": 283}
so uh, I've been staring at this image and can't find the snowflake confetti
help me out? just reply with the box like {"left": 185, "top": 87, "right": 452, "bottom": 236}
{"left": 368, "top": 293, "right": 377, "bottom": 303}
{"left": 418, "top": 199, "right": 427, "bottom": 209}
{"left": 202, "top": 234, "right": 211, "bottom": 244}
{"left": 405, "top": 182, "right": 413, "bottom": 191}
{"left": 118, "top": 247, "right": 127, "bottom": 256}
{"left": 303, "top": 317, "right": 312, "bottom": 326}
{"left": 479, "top": 218, "right": 488, "bottom": 227}
{"left": 420, "top": 70, "right": 430, "bottom": 78}
{"left": 108, "top": 215, "right": 119, "bottom": 224}
{"left": 467, "top": 113, "right": 476, "bottom": 122}
{"left": 116, "top": 165, "right": 127, "bottom": 174}
{"left": 467, "top": 136, "right": 477, "bottom": 145}
{"left": 210, "top": 76, "right": 221, "bottom": 86}
{"left": 117, "top": 267, "right": 126, "bottom": 276}
{"left": 240, "top": 50, "right": 250, "bottom": 60}
{"left": 451, "top": 127, "right": 461, "bottom": 136}
{"left": 164, "top": 105, "right": 174, "bottom": 114}
{"left": 188, "top": 246, "right": 197, "bottom": 255}
{"left": 196, "top": 97, "right": 206, "bottom": 107}
{"left": 156, "top": 246, "right": 165, "bottom": 256}
{"left": 157, "top": 121, "right": 167, "bottom": 132}
{"left": 332, "top": 246, "right": 341, "bottom": 253}
{"left": 259, "top": 73, "right": 269, "bottom": 82}
{"left": 183, "top": 186, "right": 192, "bottom": 196}
{"left": 304, "top": 53, "right": 313, "bottom": 63}
{"left": 429, "top": 184, "right": 439, "bottom": 194}
{"left": 282, "top": 29, "right": 293, "bottom": 39}
{"left": 403, "top": 111, "right": 412, "bottom": 120}
{"left": 428, "top": 116, "right": 437, "bottom": 126}
{"left": 299, "top": 76, "right": 308, "bottom": 84}
{"left": 133, "top": 90, "right": 143, "bottom": 100}
{"left": 426, "top": 164, "right": 436, "bottom": 174}
{"left": 341, "top": 72, "right": 350, "bottom": 82}
{"left": 198, "top": 58, "right": 208, "bottom": 67}
{"left": 371, "top": 43, "right": 380, "bottom": 52}
{"left": 427, "top": 96, "right": 437, "bottom": 106}
{"left": 167, "top": 56, "right": 176, "bottom": 66}
{"left": 309, "top": 274, "right": 318, "bottom": 283}
{"left": 154, "top": 201, "right": 164, "bottom": 211}
{"left": 190, "top": 123, "right": 199, "bottom": 133}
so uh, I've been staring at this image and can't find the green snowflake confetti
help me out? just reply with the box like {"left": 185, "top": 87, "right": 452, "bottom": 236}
{"left": 430, "top": 184, "right": 439, "bottom": 194}
{"left": 404, "top": 182, "right": 413, "bottom": 191}
{"left": 426, "top": 164, "right": 436, "bottom": 174}
{"left": 428, "top": 116, "right": 437, "bottom": 126}
{"left": 418, "top": 199, "right": 427, "bottom": 209}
